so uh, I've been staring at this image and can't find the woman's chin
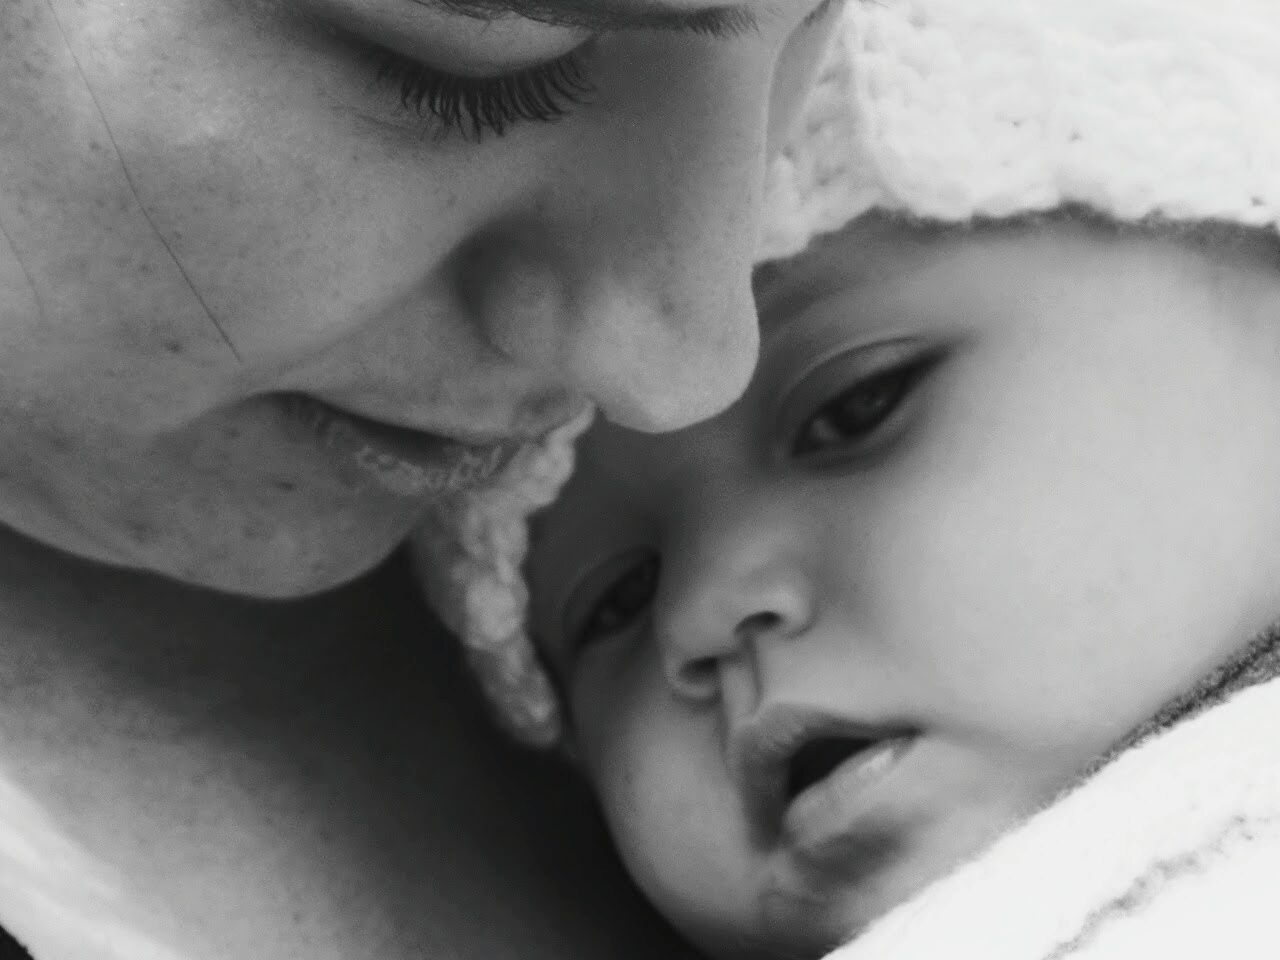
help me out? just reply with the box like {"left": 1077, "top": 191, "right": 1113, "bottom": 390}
{"left": 144, "top": 527, "right": 407, "bottom": 599}
{"left": 25, "top": 500, "right": 415, "bottom": 600}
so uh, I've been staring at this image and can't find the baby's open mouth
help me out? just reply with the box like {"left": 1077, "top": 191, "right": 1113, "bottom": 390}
{"left": 785, "top": 736, "right": 880, "bottom": 800}
{"left": 737, "top": 711, "right": 917, "bottom": 848}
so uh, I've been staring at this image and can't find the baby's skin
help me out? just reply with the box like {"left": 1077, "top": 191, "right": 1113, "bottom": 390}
{"left": 527, "top": 214, "right": 1280, "bottom": 960}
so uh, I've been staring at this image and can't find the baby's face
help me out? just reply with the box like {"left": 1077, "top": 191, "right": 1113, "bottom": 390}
{"left": 528, "top": 217, "right": 1280, "bottom": 959}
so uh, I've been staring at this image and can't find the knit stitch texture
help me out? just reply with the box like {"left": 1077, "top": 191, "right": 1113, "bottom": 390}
{"left": 760, "top": 0, "right": 1280, "bottom": 261}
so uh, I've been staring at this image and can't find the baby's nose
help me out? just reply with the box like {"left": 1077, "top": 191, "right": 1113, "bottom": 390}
{"left": 655, "top": 500, "right": 817, "bottom": 702}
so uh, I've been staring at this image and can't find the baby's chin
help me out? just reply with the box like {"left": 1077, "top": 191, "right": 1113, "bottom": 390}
{"left": 687, "top": 907, "right": 850, "bottom": 960}
{"left": 691, "top": 811, "right": 1028, "bottom": 960}
{"left": 669, "top": 870, "right": 900, "bottom": 960}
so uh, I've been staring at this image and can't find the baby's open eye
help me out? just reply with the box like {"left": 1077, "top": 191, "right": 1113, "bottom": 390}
{"left": 574, "top": 550, "right": 660, "bottom": 652}
{"left": 790, "top": 347, "right": 943, "bottom": 459}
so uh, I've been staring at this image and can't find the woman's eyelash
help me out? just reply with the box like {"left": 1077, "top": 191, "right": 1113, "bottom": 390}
{"left": 373, "top": 49, "right": 593, "bottom": 140}
{"left": 803, "top": 0, "right": 841, "bottom": 27}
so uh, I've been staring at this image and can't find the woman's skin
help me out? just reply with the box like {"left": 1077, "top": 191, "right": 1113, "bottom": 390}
{"left": 1, "top": 0, "right": 837, "bottom": 596}
{"left": 0, "top": 0, "right": 839, "bottom": 955}
{"left": 0, "top": 535, "right": 701, "bottom": 960}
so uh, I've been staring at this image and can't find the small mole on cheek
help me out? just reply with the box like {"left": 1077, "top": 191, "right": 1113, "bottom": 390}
{"left": 239, "top": 515, "right": 274, "bottom": 542}
{"left": 45, "top": 428, "right": 73, "bottom": 456}
{"left": 306, "top": 555, "right": 339, "bottom": 583}
{"left": 124, "top": 515, "right": 161, "bottom": 549}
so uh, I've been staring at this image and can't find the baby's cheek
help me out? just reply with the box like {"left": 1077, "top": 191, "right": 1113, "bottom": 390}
{"left": 861, "top": 476, "right": 1145, "bottom": 750}
{"left": 579, "top": 662, "right": 758, "bottom": 938}
{"left": 870, "top": 480, "right": 1239, "bottom": 774}
{"left": 585, "top": 662, "right": 705, "bottom": 847}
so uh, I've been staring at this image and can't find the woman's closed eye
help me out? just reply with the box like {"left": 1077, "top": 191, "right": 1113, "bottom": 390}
{"left": 568, "top": 550, "right": 661, "bottom": 656}
{"left": 372, "top": 46, "right": 593, "bottom": 139}
{"left": 786, "top": 340, "right": 947, "bottom": 460}
{"left": 315, "top": 1, "right": 594, "bottom": 139}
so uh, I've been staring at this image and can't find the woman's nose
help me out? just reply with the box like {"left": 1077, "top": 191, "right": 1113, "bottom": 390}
{"left": 455, "top": 33, "right": 824, "bottom": 432}
{"left": 457, "top": 225, "right": 760, "bottom": 433}
{"left": 655, "top": 509, "right": 816, "bottom": 701}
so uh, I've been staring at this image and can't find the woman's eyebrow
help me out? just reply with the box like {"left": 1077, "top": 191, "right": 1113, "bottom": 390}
{"left": 413, "top": 0, "right": 761, "bottom": 37}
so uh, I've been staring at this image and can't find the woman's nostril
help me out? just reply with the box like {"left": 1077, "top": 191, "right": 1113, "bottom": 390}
{"left": 455, "top": 229, "right": 567, "bottom": 367}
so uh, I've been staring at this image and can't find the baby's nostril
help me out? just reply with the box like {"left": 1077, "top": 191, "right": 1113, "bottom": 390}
{"left": 678, "top": 656, "right": 719, "bottom": 694}
{"left": 736, "top": 610, "right": 782, "bottom": 638}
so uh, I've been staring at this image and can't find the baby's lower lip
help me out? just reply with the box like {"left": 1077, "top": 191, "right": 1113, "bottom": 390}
{"left": 278, "top": 394, "right": 519, "bottom": 499}
{"left": 781, "top": 734, "right": 917, "bottom": 860}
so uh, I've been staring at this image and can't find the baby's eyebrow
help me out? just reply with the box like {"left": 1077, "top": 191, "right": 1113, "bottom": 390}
{"left": 411, "top": 0, "right": 761, "bottom": 36}
{"left": 754, "top": 258, "right": 870, "bottom": 340}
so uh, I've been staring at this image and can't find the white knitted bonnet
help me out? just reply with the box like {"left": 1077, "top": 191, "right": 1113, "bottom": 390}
{"left": 415, "top": 0, "right": 1280, "bottom": 747}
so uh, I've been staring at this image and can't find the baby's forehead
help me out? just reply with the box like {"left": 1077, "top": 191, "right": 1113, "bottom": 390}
{"left": 752, "top": 210, "right": 1262, "bottom": 342}
{"left": 765, "top": 209, "right": 1280, "bottom": 295}
{"left": 752, "top": 214, "right": 1013, "bottom": 336}
{"left": 755, "top": 209, "right": 1081, "bottom": 293}
{"left": 753, "top": 215, "right": 932, "bottom": 312}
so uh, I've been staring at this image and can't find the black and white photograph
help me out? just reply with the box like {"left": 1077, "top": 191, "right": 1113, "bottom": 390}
{"left": 2, "top": 1, "right": 1278, "bottom": 958}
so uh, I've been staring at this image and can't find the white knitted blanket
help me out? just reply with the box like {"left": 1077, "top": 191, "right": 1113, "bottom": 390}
{"left": 824, "top": 673, "right": 1280, "bottom": 960}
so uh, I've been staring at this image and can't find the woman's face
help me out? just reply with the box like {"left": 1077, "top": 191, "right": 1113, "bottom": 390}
{"left": 0, "top": 0, "right": 837, "bottom": 595}
{"left": 529, "top": 218, "right": 1280, "bottom": 958}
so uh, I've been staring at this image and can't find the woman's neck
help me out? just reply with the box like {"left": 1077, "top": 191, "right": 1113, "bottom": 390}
{"left": 0, "top": 529, "right": 694, "bottom": 960}
{"left": 0, "top": 527, "right": 393, "bottom": 959}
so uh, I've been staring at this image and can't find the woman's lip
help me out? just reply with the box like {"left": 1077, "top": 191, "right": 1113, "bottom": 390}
{"left": 278, "top": 393, "right": 520, "bottom": 498}
{"left": 781, "top": 734, "right": 917, "bottom": 859}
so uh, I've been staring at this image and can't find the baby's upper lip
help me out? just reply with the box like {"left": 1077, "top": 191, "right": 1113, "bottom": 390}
{"left": 731, "top": 705, "right": 912, "bottom": 845}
